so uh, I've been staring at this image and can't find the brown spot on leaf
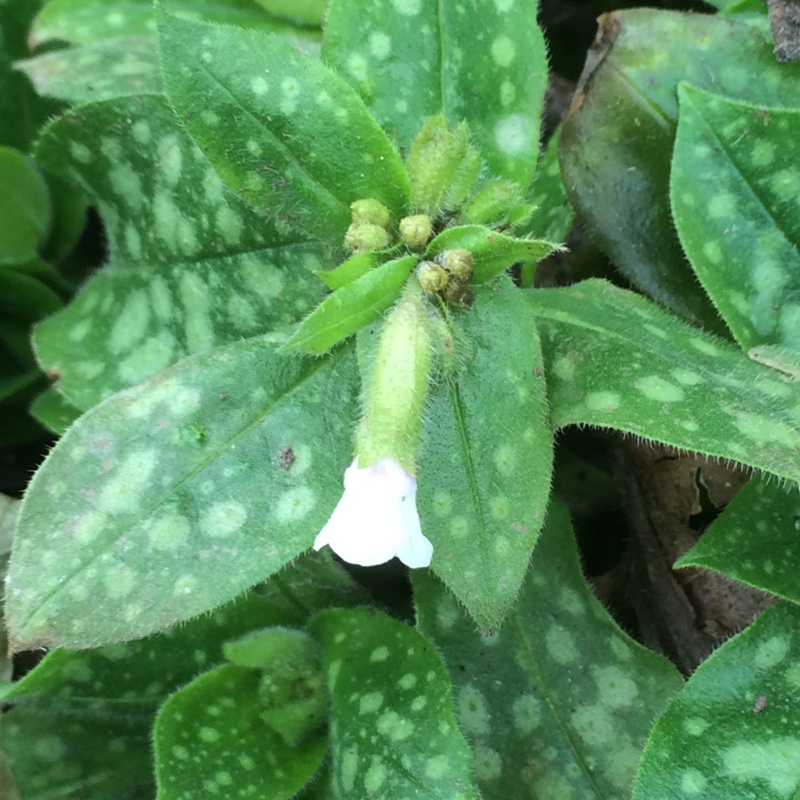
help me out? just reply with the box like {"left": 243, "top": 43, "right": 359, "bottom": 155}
{"left": 279, "top": 446, "right": 295, "bottom": 470}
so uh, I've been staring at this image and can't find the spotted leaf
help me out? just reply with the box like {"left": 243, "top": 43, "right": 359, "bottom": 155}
{"left": 0, "top": 593, "right": 286, "bottom": 798}
{"left": 33, "top": 94, "right": 328, "bottom": 411}
{"left": 282, "top": 255, "right": 417, "bottom": 354}
{"left": 426, "top": 225, "right": 559, "bottom": 284}
{"left": 158, "top": 11, "right": 410, "bottom": 243}
{"left": 5, "top": 341, "right": 359, "bottom": 650}
{"left": 527, "top": 280, "right": 800, "bottom": 483}
{"left": 676, "top": 475, "right": 800, "bottom": 605}
{"left": 672, "top": 86, "right": 800, "bottom": 353}
{"left": 30, "top": 0, "right": 320, "bottom": 47}
{"left": 16, "top": 36, "right": 163, "bottom": 103}
{"left": 309, "top": 607, "right": 480, "bottom": 800}
{"left": 633, "top": 602, "right": 800, "bottom": 800}
{"left": 0, "top": 593, "right": 291, "bottom": 706}
{"left": 322, "top": 0, "right": 546, "bottom": 185}
{"left": 419, "top": 276, "right": 553, "bottom": 630}
{"left": 0, "top": 706, "right": 152, "bottom": 800}
{"left": 154, "top": 663, "right": 327, "bottom": 800}
{"left": 560, "top": 10, "right": 800, "bottom": 332}
{"left": 416, "top": 500, "right": 683, "bottom": 799}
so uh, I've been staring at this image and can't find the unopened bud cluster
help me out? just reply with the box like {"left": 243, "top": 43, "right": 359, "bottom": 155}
{"left": 417, "top": 248, "right": 473, "bottom": 302}
{"left": 345, "top": 198, "right": 393, "bottom": 253}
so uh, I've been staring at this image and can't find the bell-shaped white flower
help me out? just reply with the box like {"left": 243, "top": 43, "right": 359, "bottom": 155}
{"left": 313, "top": 457, "right": 433, "bottom": 568}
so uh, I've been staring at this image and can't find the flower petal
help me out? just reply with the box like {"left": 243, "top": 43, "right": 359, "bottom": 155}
{"left": 312, "top": 457, "right": 433, "bottom": 568}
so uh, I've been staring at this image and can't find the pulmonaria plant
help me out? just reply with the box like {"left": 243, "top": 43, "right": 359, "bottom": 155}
{"left": 8, "top": 0, "right": 800, "bottom": 798}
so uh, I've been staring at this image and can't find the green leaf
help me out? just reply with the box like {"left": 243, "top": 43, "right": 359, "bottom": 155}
{"left": 0, "top": 708, "right": 153, "bottom": 800}
{"left": 419, "top": 277, "right": 553, "bottom": 629}
{"left": 158, "top": 11, "right": 410, "bottom": 242}
{"left": 0, "top": 1, "right": 61, "bottom": 151}
{"left": 0, "top": 495, "right": 18, "bottom": 686}
{"left": 0, "top": 146, "right": 52, "bottom": 265}
{"left": 254, "top": 0, "right": 326, "bottom": 27}
{"left": 29, "top": 386, "right": 81, "bottom": 435}
{"left": 0, "top": 593, "right": 284, "bottom": 799}
{"left": 225, "top": 627, "right": 326, "bottom": 744}
{"left": 6, "top": 341, "right": 359, "bottom": 650}
{"left": 16, "top": 36, "right": 163, "bottom": 103}
{"left": 515, "top": 128, "right": 575, "bottom": 245}
{"left": 416, "top": 500, "right": 684, "bottom": 799}
{"left": 527, "top": 279, "right": 800, "bottom": 483}
{"left": 40, "top": 171, "right": 88, "bottom": 264}
{"left": 309, "top": 607, "right": 480, "bottom": 800}
{"left": 560, "top": 10, "right": 800, "bottom": 331}
{"left": 154, "top": 663, "right": 326, "bottom": 800}
{"left": 0, "top": 271, "right": 62, "bottom": 323}
{"left": 34, "top": 94, "right": 328, "bottom": 410}
{"left": 315, "top": 251, "right": 376, "bottom": 290}
{"left": 426, "top": 225, "right": 559, "bottom": 284}
{"left": 672, "top": 86, "right": 800, "bottom": 352}
{"left": 2, "top": 593, "right": 287, "bottom": 706}
{"left": 257, "top": 548, "right": 371, "bottom": 618}
{"left": 225, "top": 627, "right": 319, "bottom": 669}
{"left": 633, "top": 603, "right": 800, "bottom": 800}
{"left": 30, "top": 0, "right": 319, "bottom": 47}
{"left": 677, "top": 475, "right": 800, "bottom": 605}
{"left": 322, "top": 0, "right": 547, "bottom": 185}
{"left": 282, "top": 255, "right": 416, "bottom": 354}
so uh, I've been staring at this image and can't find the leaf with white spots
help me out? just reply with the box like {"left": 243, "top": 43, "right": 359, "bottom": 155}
{"left": 158, "top": 11, "right": 410, "bottom": 243}
{"left": 0, "top": 593, "right": 292, "bottom": 706}
{"left": 672, "top": 86, "right": 800, "bottom": 353}
{"left": 30, "top": 0, "right": 321, "bottom": 47}
{"left": 560, "top": 10, "right": 800, "bottom": 332}
{"left": 527, "top": 279, "right": 800, "bottom": 484}
{"left": 426, "top": 225, "right": 559, "bottom": 284}
{"left": 16, "top": 36, "right": 163, "bottom": 103}
{"left": 6, "top": 340, "right": 360, "bottom": 650}
{"left": 309, "top": 607, "right": 480, "bottom": 800}
{"left": 33, "top": 94, "right": 329, "bottom": 411}
{"left": 154, "top": 663, "right": 327, "bottom": 800}
{"left": 282, "top": 255, "right": 416, "bottom": 354}
{"left": 416, "top": 500, "right": 684, "bottom": 799}
{"left": 322, "top": 0, "right": 546, "bottom": 186}
{"left": 0, "top": 593, "right": 285, "bottom": 799}
{"left": 676, "top": 475, "right": 800, "bottom": 605}
{"left": 0, "top": 706, "right": 153, "bottom": 800}
{"left": 419, "top": 276, "right": 553, "bottom": 630}
{"left": 633, "top": 602, "right": 800, "bottom": 800}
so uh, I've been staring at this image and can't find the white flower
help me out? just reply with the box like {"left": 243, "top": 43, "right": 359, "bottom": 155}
{"left": 313, "top": 457, "right": 433, "bottom": 568}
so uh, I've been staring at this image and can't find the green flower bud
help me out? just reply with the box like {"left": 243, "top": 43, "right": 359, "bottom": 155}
{"left": 399, "top": 214, "right": 433, "bottom": 248}
{"left": 445, "top": 144, "right": 482, "bottom": 210}
{"left": 407, "top": 115, "right": 470, "bottom": 214}
{"left": 461, "top": 179, "right": 524, "bottom": 225}
{"left": 350, "top": 198, "right": 391, "bottom": 227}
{"left": 357, "top": 286, "right": 432, "bottom": 473}
{"left": 344, "top": 222, "right": 391, "bottom": 254}
{"left": 437, "top": 248, "right": 473, "bottom": 283}
{"left": 416, "top": 260, "right": 449, "bottom": 292}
